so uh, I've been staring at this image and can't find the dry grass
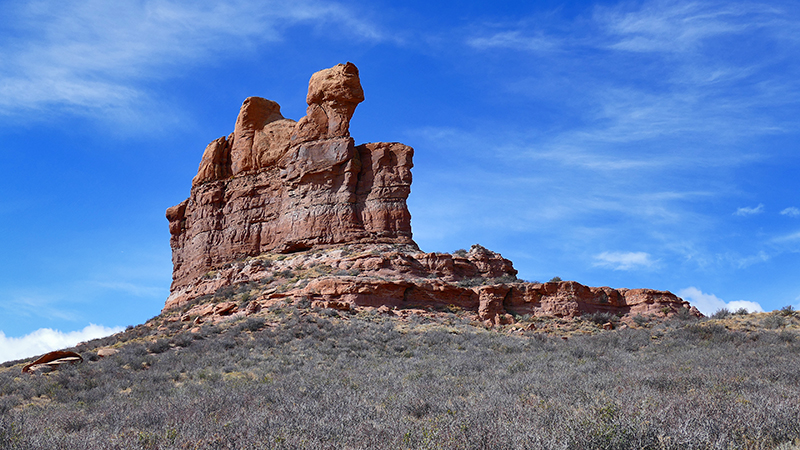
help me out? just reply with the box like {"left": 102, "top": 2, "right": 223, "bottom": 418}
{"left": 2, "top": 306, "right": 800, "bottom": 449}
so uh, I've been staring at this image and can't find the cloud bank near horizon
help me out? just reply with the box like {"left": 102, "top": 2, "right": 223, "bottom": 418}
{"left": 0, "top": 324, "right": 123, "bottom": 364}
{"left": 678, "top": 287, "right": 765, "bottom": 316}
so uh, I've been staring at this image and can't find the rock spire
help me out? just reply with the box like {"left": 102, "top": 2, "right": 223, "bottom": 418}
{"left": 167, "top": 63, "right": 415, "bottom": 293}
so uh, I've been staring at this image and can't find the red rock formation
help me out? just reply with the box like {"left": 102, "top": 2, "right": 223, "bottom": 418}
{"left": 162, "top": 242, "right": 699, "bottom": 326}
{"left": 23, "top": 350, "right": 83, "bottom": 373}
{"left": 164, "top": 63, "right": 700, "bottom": 326}
{"left": 167, "top": 63, "right": 415, "bottom": 292}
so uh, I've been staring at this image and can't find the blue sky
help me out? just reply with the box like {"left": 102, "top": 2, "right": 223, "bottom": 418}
{"left": 1, "top": 0, "right": 799, "bottom": 361}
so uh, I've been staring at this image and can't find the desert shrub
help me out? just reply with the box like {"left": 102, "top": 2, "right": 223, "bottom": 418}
{"left": 632, "top": 314, "right": 649, "bottom": 326}
{"left": 583, "top": 311, "right": 617, "bottom": 325}
{"left": 170, "top": 333, "right": 193, "bottom": 348}
{"left": 453, "top": 249, "right": 468, "bottom": 257}
{"left": 0, "top": 413, "right": 24, "bottom": 448}
{"left": 780, "top": 305, "right": 795, "bottom": 316}
{"left": 548, "top": 276, "right": 562, "bottom": 282}
{"left": 672, "top": 306, "right": 696, "bottom": 321}
{"left": 239, "top": 317, "right": 266, "bottom": 332}
{"left": 711, "top": 308, "right": 731, "bottom": 319}
{"left": 679, "top": 323, "right": 749, "bottom": 344}
{"left": 762, "top": 314, "right": 786, "bottom": 329}
{"left": 214, "top": 285, "right": 237, "bottom": 299}
{"left": 734, "top": 307, "right": 750, "bottom": 315}
{"left": 277, "top": 269, "right": 295, "bottom": 278}
{"left": 198, "top": 323, "right": 221, "bottom": 337}
{"left": 146, "top": 339, "right": 170, "bottom": 354}
{"left": 293, "top": 296, "right": 311, "bottom": 309}
{"left": 456, "top": 277, "right": 486, "bottom": 287}
{"left": 402, "top": 398, "right": 433, "bottom": 419}
{"left": 252, "top": 258, "right": 272, "bottom": 269}
{"left": 493, "top": 274, "right": 518, "bottom": 284}
{"left": 217, "top": 337, "right": 237, "bottom": 350}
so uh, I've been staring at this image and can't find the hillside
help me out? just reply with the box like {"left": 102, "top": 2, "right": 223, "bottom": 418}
{"left": 2, "top": 305, "right": 800, "bottom": 449}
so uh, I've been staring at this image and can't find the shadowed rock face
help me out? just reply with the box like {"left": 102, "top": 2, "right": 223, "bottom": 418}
{"left": 167, "top": 63, "right": 415, "bottom": 293}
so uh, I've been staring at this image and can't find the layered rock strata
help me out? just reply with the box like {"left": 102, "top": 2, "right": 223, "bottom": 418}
{"left": 165, "top": 62, "right": 700, "bottom": 325}
{"left": 164, "top": 244, "right": 699, "bottom": 326}
{"left": 167, "top": 63, "right": 414, "bottom": 293}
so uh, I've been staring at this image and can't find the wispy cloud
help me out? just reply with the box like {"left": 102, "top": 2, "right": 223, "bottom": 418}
{"left": 593, "top": 251, "right": 657, "bottom": 270}
{"left": 734, "top": 204, "right": 765, "bottom": 216}
{"left": 464, "top": 1, "right": 797, "bottom": 150}
{"left": 677, "top": 286, "right": 763, "bottom": 315}
{"left": 467, "top": 30, "right": 559, "bottom": 52}
{"left": 780, "top": 207, "right": 800, "bottom": 217}
{"left": 0, "top": 0, "right": 382, "bottom": 121}
{"left": 728, "top": 250, "right": 770, "bottom": 269}
{"left": 597, "top": 1, "right": 770, "bottom": 53}
{"left": 773, "top": 231, "right": 800, "bottom": 243}
{"left": 88, "top": 281, "right": 164, "bottom": 298}
{"left": 0, "top": 324, "right": 123, "bottom": 363}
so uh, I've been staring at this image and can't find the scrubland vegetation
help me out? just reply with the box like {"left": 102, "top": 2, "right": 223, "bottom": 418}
{"left": 2, "top": 304, "right": 800, "bottom": 449}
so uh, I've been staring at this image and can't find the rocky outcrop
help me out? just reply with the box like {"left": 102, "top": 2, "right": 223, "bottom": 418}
{"left": 167, "top": 63, "right": 414, "bottom": 293}
{"left": 23, "top": 351, "right": 83, "bottom": 374}
{"left": 163, "top": 243, "right": 700, "bottom": 326}
{"left": 164, "top": 63, "right": 700, "bottom": 326}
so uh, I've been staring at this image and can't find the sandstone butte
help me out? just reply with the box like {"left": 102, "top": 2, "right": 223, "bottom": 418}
{"left": 165, "top": 62, "right": 701, "bottom": 327}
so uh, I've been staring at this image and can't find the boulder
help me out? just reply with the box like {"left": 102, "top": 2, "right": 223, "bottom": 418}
{"left": 23, "top": 351, "right": 83, "bottom": 374}
{"left": 96, "top": 348, "right": 119, "bottom": 357}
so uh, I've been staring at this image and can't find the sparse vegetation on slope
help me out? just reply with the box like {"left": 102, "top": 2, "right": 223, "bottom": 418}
{"left": 2, "top": 306, "right": 800, "bottom": 449}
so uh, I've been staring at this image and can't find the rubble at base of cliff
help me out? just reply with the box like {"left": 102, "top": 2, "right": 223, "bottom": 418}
{"left": 158, "top": 243, "right": 700, "bottom": 333}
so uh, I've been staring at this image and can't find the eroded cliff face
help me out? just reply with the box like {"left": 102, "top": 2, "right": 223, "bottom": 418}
{"left": 167, "top": 63, "right": 415, "bottom": 292}
{"left": 165, "top": 63, "right": 700, "bottom": 325}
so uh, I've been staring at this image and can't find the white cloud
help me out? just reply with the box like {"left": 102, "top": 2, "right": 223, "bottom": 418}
{"left": 734, "top": 203, "right": 764, "bottom": 216}
{"left": 0, "top": 0, "right": 382, "bottom": 119}
{"left": 0, "top": 324, "right": 123, "bottom": 364}
{"left": 593, "top": 251, "right": 657, "bottom": 270}
{"left": 677, "top": 286, "right": 764, "bottom": 316}
{"left": 780, "top": 207, "right": 800, "bottom": 217}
